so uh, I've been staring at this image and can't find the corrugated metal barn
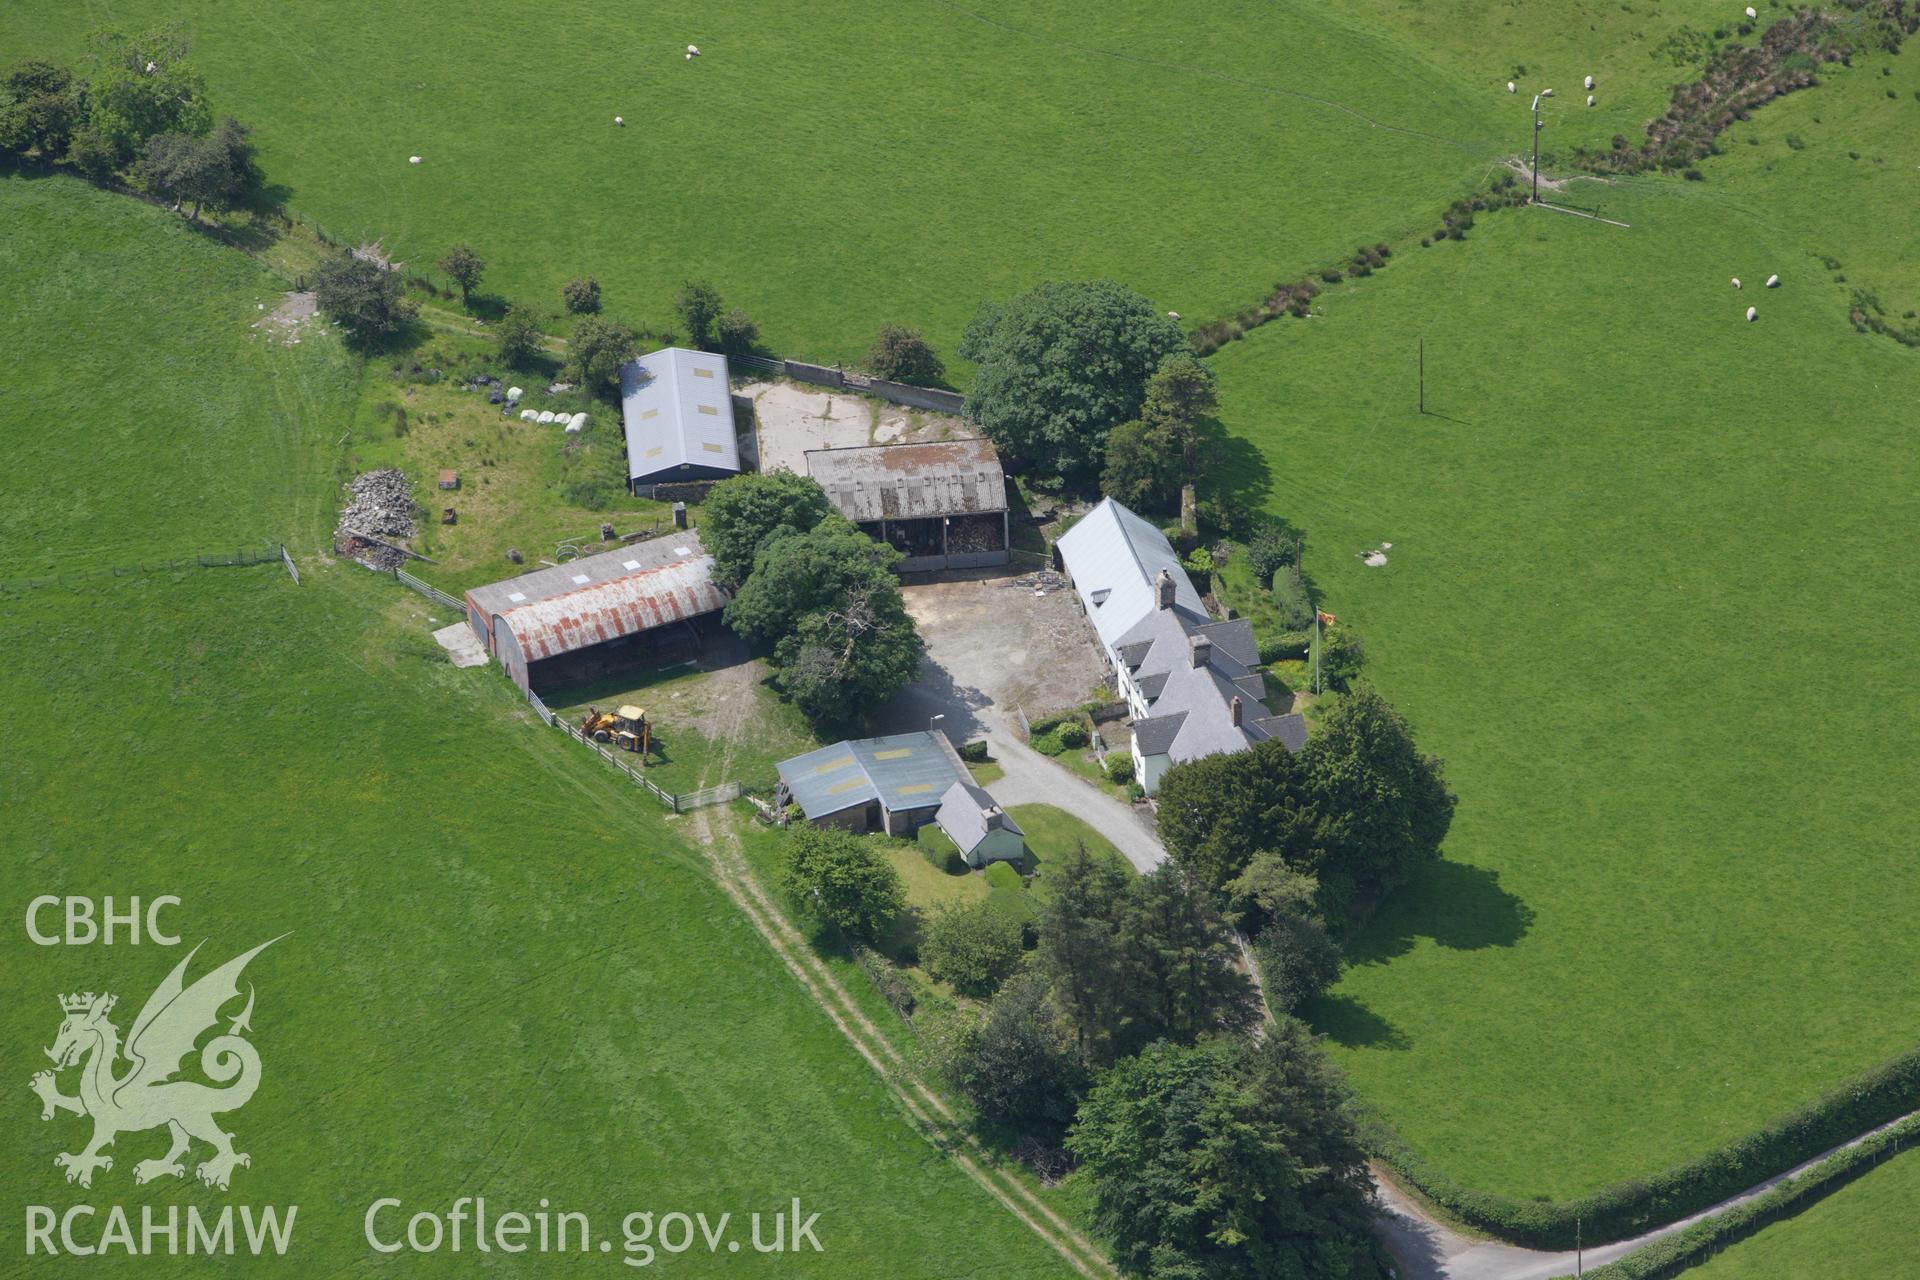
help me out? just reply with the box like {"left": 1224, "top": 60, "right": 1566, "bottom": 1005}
{"left": 463, "top": 532, "right": 730, "bottom": 694}
{"left": 804, "top": 438, "right": 1009, "bottom": 572}
{"left": 620, "top": 347, "right": 742, "bottom": 493}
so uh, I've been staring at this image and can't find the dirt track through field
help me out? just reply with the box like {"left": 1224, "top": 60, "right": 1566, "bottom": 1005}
{"left": 686, "top": 671, "right": 1116, "bottom": 1280}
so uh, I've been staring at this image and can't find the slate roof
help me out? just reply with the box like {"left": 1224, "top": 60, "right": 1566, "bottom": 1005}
{"left": 619, "top": 347, "right": 740, "bottom": 481}
{"left": 934, "top": 780, "right": 1024, "bottom": 855}
{"left": 777, "top": 732, "right": 968, "bottom": 820}
{"left": 805, "top": 439, "right": 1007, "bottom": 523}
{"left": 1058, "top": 498, "right": 1309, "bottom": 767}
{"left": 1055, "top": 498, "right": 1209, "bottom": 656}
{"left": 465, "top": 533, "right": 729, "bottom": 661}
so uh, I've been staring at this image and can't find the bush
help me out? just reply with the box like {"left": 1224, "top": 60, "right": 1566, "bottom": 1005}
{"left": 716, "top": 306, "right": 759, "bottom": 354}
{"left": 1258, "top": 633, "right": 1312, "bottom": 664}
{"left": 1271, "top": 564, "right": 1314, "bottom": 632}
{"left": 779, "top": 826, "right": 906, "bottom": 943}
{"left": 493, "top": 306, "right": 541, "bottom": 368}
{"left": 1053, "top": 720, "right": 1089, "bottom": 750}
{"left": 561, "top": 276, "right": 601, "bottom": 315}
{"left": 921, "top": 900, "right": 1025, "bottom": 997}
{"left": 312, "top": 255, "right": 416, "bottom": 346}
{"left": 867, "top": 324, "right": 945, "bottom": 385}
{"left": 918, "top": 825, "right": 969, "bottom": 875}
{"left": 1319, "top": 626, "right": 1366, "bottom": 690}
{"left": 957, "top": 740, "right": 990, "bottom": 764}
{"left": 1031, "top": 730, "right": 1066, "bottom": 757}
{"left": 1103, "top": 754, "right": 1135, "bottom": 785}
{"left": 1246, "top": 524, "right": 1299, "bottom": 585}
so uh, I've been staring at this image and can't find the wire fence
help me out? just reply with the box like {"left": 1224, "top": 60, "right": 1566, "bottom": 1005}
{"left": 0, "top": 543, "right": 289, "bottom": 594}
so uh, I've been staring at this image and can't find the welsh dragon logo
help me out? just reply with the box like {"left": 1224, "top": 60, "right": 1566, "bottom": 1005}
{"left": 30, "top": 937, "right": 283, "bottom": 1190}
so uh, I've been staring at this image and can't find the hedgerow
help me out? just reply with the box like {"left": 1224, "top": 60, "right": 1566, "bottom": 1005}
{"left": 1359, "top": 1042, "right": 1920, "bottom": 1249}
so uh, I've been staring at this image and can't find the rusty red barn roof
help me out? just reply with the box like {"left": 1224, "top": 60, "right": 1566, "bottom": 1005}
{"left": 465, "top": 532, "right": 729, "bottom": 662}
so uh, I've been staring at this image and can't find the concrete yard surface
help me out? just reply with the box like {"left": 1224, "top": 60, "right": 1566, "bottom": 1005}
{"left": 743, "top": 380, "right": 965, "bottom": 476}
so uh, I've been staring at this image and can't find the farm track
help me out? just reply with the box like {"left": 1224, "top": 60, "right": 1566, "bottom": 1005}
{"left": 686, "top": 674, "right": 1117, "bottom": 1280}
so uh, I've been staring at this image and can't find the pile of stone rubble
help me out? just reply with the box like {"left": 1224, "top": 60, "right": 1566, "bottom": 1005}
{"left": 334, "top": 469, "right": 419, "bottom": 569}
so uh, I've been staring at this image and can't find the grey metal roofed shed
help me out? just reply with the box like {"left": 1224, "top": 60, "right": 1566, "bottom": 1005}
{"left": 620, "top": 347, "right": 741, "bottom": 490}
{"left": 776, "top": 731, "right": 975, "bottom": 837}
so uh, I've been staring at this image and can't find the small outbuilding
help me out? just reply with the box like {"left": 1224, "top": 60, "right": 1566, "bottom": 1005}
{"left": 933, "top": 780, "right": 1026, "bottom": 868}
{"left": 462, "top": 531, "right": 729, "bottom": 694}
{"left": 620, "top": 347, "right": 741, "bottom": 494}
{"left": 804, "top": 438, "right": 1009, "bottom": 572}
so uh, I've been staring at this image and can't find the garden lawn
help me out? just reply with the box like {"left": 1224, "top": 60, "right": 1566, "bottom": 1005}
{"left": 1685, "top": 1144, "right": 1920, "bottom": 1278}
{"left": 0, "top": 175, "right": 1073, "bottom": 1278}
{"left": 1211, "top": 171, "right": 1920, "bottom": 1201}
{"left": 0, "top": 0, "right": 1505, "bottom": 366}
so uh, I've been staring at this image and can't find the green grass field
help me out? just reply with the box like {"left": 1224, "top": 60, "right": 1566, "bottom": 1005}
{"left": 0, "top": 175, "right": 1073, "bottom": 1276}
{"left": 0, "top": 0, "right": 1508, "bottom": 365}
{"left": 1213, "top": 155, "right": 1920, "bottom": 1200}
{"left": 10, "top": 0, "right": 1920, "bottom": 1245}
{"left": 1686, "top": 1144, "right": 1920, "bottom": 1278}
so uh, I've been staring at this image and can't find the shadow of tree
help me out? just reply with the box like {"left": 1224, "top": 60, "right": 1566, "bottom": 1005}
{"left": 1306, "top": 861, "right": 1533, "bottom": 1053}
{"left": 874, "top": 651, "right": 994, "bottom": 743}
{"left": 1307, "top": 992, "right": 1411, "bottom": 1050}
{"left": 1346, "top": 859, "right": 1535, "bottom": 966}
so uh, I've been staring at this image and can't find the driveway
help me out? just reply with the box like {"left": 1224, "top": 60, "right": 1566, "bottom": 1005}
{"left": 875, "top": 569, "right": 1164, "bottom": 870}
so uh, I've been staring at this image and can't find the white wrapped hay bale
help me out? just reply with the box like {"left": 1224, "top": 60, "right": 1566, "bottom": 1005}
{"left": 520, "top": 409, "right": 538, "bottom": 421}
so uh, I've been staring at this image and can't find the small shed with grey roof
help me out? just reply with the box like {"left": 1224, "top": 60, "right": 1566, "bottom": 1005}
{"left": 620, "top": 347, "right": 742, "bottom": 493}
{"left": 805, "top": 439, "right": 1009, "bottom": 572}
{"left": 463, "top": 532, "right": 729, "bottom": 694}
{"left": 775, "top": 731, "right": 982, "bottom": 836}
{"left": 934, "top": 780, "right": 1026, "bottom": 868}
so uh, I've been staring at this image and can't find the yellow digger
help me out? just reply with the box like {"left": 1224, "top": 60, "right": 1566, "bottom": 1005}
{"left": 581, "top": 704, "right": 650, "bottom": 757}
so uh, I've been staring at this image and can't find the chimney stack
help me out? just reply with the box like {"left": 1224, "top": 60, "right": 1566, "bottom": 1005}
{"left": 1190, "top": 634, "right": 1212, "bottom": 668}
{"left": 1231, "top": 695, "right": 1243, "bottom": 727}
{"left": 1156, "top": 567, "right": 1176, "bottom": 610}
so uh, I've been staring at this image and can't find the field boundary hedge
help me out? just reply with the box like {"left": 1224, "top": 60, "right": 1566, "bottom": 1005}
{"left": 1357, "top": 1042, "right": 1920, "bottom": 1249}
{"left": 1583, "top": 1112, "right": 1920, "bottom": 1278}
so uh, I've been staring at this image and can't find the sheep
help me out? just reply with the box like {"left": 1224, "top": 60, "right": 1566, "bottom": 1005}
{"left": 1746, "top": 306, "right": 1758, "bottom": 322}
{"left": 1745, "top": 6, "right": 1758, "bottom": 17}
{"left": 408, "top": 155, "right": 422, "bottom": 164}
{"left": 1507, "top": 81, "right": 1516, "bottom": 93}
{"left": 1731, "top": 277, "right": 1742, "bottom": 289}
{"left": 614, "top": 116, "right": 624, "bottom": 125}
{"left": 1766, "top": 274, "right": 1780, "bottom": 288}
{"left": 1587, "top": 95, "right": 1595, "bottom": 107}
{"left": 687, "top": 44, "right": 700, "bottom": 55}
{"left": 1584, "top": 74, "right": 1595, "bottom": 90}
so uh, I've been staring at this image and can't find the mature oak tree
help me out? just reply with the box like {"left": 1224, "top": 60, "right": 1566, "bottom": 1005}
{"left": 959, "top": 280, "right": 1186, "bottom": 488}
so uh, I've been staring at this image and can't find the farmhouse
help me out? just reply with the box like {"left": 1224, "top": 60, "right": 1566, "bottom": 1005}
{"left": 805, "top": 439, "right": 1009, "bottom": 572}
{"left": 1056, "top": 497, "right": 1306, "bottom": 793}
{"left": 777, "top": 731, "right": 1017, "bottom": 862}
{"left": 463, "top": 532, "right": 729, "bottom": 694}
{"left": 619, "top": 347, "right": 742, "bottom": 494}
